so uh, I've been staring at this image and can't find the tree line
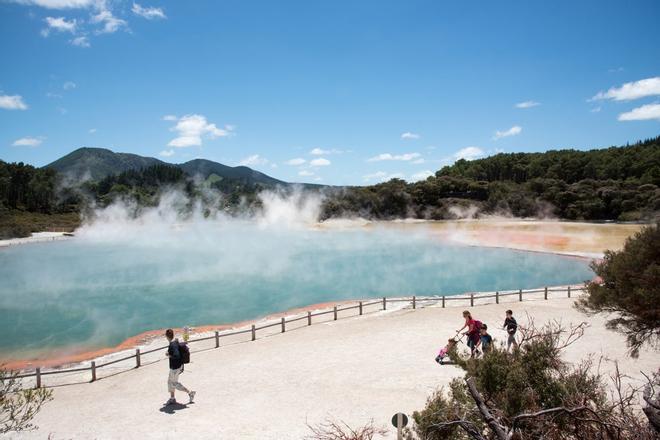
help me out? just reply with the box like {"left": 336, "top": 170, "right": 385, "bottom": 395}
{"left": 320, "top": 136, "right": 660, "bottom": 221}
{"left": 1, "top": 137, "right": 659, "bottom": 238}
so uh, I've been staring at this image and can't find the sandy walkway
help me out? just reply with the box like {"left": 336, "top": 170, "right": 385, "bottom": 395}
{"left": 9, "top": 294, "right": 657, "bottom": 440}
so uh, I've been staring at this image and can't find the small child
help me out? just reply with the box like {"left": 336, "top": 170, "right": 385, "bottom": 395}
{"left": 477, "top": 324, "right": 492, "bottom": 355}
{"left": 435, "top": 338, "right": 457, "bottom": 365}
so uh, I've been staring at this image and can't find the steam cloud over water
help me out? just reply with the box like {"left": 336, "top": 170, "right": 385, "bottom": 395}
{"left": 0, "top": 191, "right": 593, "bottom": 360}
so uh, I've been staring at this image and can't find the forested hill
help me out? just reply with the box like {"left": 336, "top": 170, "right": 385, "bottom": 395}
{"left": 47, "top": 147, "right": 165, "bottom": 181}
{"left": 319, "top": 137, "right": 660, "bottom": 222}
{"left": 437, "top": 137, "right": 660, "bottom": 184}
{"left": 46, "top": 147, "right": 286, "bottom": 186}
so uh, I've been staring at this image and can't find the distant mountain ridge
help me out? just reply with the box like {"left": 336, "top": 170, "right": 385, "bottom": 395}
{"left": 46, "top": 147, "right": 286, "bottom": 186}
{"left": 46, "top": 148, "right": 165, "bottom": 181}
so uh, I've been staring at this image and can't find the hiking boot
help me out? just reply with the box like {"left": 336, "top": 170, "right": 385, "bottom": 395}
{"left": 188, "top": 391, "right": 196, "bottom": 403}
{"left": 166, "top": 397, "right": 176, "bottom": 405}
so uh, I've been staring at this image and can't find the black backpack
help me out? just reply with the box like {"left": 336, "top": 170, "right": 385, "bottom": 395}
{"left": 178, "top": 342, "right": 190, "bottom": 364}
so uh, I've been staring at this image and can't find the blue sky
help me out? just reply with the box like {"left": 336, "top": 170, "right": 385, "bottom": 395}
{"left": 1, "top": 0, "right": 659, "bottom": 185}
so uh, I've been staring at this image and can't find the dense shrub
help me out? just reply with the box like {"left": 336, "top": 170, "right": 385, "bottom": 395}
{"left": 577, "top": 223, "right": 660, "bottom": 357}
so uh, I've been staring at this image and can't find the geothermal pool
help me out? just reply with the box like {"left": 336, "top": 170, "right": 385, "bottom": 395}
{"left": 0, "top": 222, "right": 593, "bottom": 361}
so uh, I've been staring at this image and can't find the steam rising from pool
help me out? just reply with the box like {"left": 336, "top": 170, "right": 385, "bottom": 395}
{"left": 0, "top": 191, "right": 593, "bottom": 361}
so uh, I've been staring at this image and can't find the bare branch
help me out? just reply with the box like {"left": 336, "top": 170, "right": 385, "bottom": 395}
{"left": 305, "top": 418, "right": 387, "bottom": 440}
{"left": 465, "top": 377, "right": 507, "bottom": 440}
{"left": 428, "top": 419, "right": 486, "bottom": 440}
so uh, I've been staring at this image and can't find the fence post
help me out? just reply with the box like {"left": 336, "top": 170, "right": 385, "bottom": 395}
{"left": 470, "top": 293, "right": 474, "bottom": 307}
{"left": 568, "top": 285, "right": 571, "bottom": 298}
{"left": 35, "top": 367, "right": 41, "bottom": 389}
{"left": 215, "top": 331, "right": 219, "bottom": 348}
{"left": 383, "top": 297, "right": 386, "bottom": 310}
{"left": 333, "top": 306, "right": 338, "bottom": 321}
{"left": 495, "top": 291, "right": 499, "bottom": 304}
{"left": 359, "top": 301, "right": 363, "bottom": 315}
{"left": 307, "top": 310, "right": 312, "bottom": 326}
{"left": 281, "top": 317, "right": 286, "bottom": 333}
{"left": 442, "top": 296, "right": 445, "bottom": 308}
{"left": 412, "top": 295, "right": 416, "bottom": 309}
{"left": 518, "top": 289, "right": 523, "bottom": 302}
{"left": 251, "top": 324, "right": 256, "bottom": 341}
{"left": 91, "top": 361, "right": 96, "bottom": 382}
{"left": 544, "top": 286, "right": 548, "bottom": 300}
{"left": 135, "top": 348, "right": 141, "bottom": 368}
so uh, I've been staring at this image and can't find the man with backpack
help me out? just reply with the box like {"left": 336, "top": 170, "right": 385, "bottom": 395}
{"left": 165, "top": 328, "right": 195, "bottom": 405}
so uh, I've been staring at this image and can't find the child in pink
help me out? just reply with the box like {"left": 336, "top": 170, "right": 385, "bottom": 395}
{"left": 435, "top": 338, "right": 457, "bottom": 365}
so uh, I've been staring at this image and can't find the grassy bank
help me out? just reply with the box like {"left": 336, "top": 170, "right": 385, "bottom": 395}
{"left": 0, "top": 210, "right": 81, "bottom": 239}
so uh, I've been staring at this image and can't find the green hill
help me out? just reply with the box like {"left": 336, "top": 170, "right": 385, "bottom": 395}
{"left": 437, "top": 137, "right": 660, "bottom": 185}
{"left": 45, "top": 147, "right": 288, "bottom": 188}
{"left": 179, "top": 159, "right": 285, "bottom": 186}
{"left": 46, "top": 147, "right": 165, "bottom": 181}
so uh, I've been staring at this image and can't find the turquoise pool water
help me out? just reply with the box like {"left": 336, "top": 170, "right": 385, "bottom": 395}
{"left": 0, "top": 223, "right": 593, "bottom": 360}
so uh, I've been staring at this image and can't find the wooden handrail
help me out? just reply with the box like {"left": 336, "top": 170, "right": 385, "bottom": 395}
{"left": 16, "top": 284, "right": 585, "bottom": 387}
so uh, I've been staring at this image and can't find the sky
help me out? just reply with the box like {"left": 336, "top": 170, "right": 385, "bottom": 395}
{"left": 1, "top": 0, "right": 659, "bottom": 186}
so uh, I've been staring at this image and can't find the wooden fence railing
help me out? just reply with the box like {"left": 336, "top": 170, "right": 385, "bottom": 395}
{"left": 15, "top": 284, "right": 585, "bottom": 388}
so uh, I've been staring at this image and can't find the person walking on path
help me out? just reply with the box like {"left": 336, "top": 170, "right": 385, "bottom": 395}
{"left": 456, "top": 310, "right": 481, "bottom": 358}
{"left": 503, "top": 309, "right": 518, "bottom": 352}
{"left": 165, "top": 328, "right": 195, "bottom": 405}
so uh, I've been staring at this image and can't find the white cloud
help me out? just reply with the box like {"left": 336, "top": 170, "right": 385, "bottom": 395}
{"left": 309, "top": 147, "right": 342, "bottom": 155}
{"left": 132, "top": 3, "right": 166, "bottom": 19}
{"left": 412, "top": 158, "right": 425, "bottom": 164}
{"left": 367, "top": 152, "right": 421, "bottom": 162}
{"left": 410, "top": 170, "right": 433, "bottom": 182}
{"left": 453, "top": 146, "right": 485, "bottom": 161}
{"left": 310, "top": 148, "right": 327, "bottom": 155}
{"left": 310, "top": 158, "right": 331, "bottom": 167}
{"left": 493, "top": 125, "right": 522, "bottom": 140}
{"left": 401, "top": 132, "right": 420, "bottom": 140}
{"left": 515, "top": 101, "right": 540, "bottom": 109}
{"left": 363, "top": 171, "right": 404, "bottom": 183}
{"left": 63, "top": 81, "right": 76, "bottom": 90}
{"left": 159, "top": 149, "right": 175, "bottom": 157}
{"left": 285, "top": 158, "right": 306, "bottom": 166}
{"left": 88, "top": 128, "right": 97, "bottom": 133}
{"left": 70, "top": 35, "right": 90, "bottom": 47}
{"left": 618, "top": 103, "right": 660, "bottom": 122}
{"left": 91, "top": 8, "right": 127, "bottom": 34}
{"left": 239, "top": 154, "right": 269, "bottom": 167}
{"left": 590, "top": 106, "right": 601, "bottom": 113}
{"left": 167, "top": 114, "right": 233, "bottom": 148}
{"left": 12, "top": 0, "right": 95, "bottom": 8}
{"left": 592, "top": 77, "right": 660, "bottom": 101}
{"left": 42, "top": 16, "right": 77, "bottom": 36}
{"left": 12, "top": 136, "right": 44, "bottom": 147}
{"left": 162, "top": 114, "right": 177, "bottom": 121}
{"left": 298, "top": 170, "right": 314, "bottom": 177}
{"left": 0, "top": 95, "right": 28, "bottom": 110}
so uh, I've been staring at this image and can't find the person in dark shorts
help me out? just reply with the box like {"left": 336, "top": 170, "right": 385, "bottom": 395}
{"left": 477, "top": 323, "right": 492, "bottom": 355}
{"left": 503, "top": 310, "right": 518, "bottom": 352}
{"left": 165, "top": 328, "right": 195, "bottom": 405}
